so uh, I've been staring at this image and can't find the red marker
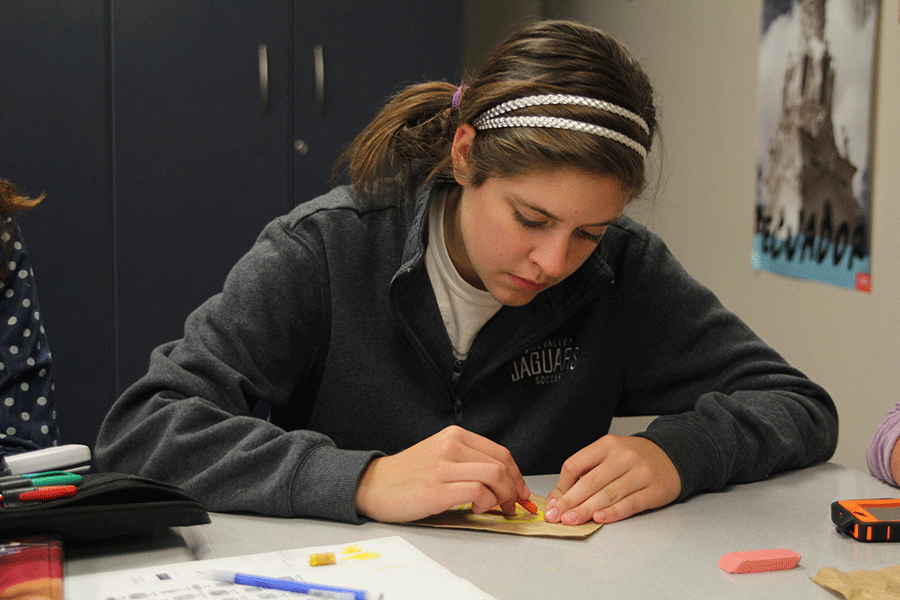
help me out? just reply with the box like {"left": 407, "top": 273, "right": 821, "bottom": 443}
{"left": 0, "top": 484, "right": 77, "bottom": 507}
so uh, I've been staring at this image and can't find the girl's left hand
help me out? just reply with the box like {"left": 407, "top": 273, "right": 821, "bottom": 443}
{"left": 544, "top": 434, "right": 681, "bottom": 525}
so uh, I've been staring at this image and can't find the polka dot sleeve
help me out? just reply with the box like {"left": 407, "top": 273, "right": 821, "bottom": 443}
{"left": 0, "top": 229, "right": 59, "bottom": 453}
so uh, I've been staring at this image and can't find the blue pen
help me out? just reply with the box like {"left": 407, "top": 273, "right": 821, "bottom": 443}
{"left": 201, "top": 569, "right": 383, "bottom": 600}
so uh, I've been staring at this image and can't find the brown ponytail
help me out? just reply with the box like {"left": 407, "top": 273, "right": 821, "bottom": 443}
{"left": 334, "top": 81, "right": 461, "bottom": 204}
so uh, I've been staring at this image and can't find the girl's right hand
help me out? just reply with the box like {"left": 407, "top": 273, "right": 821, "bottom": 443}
{"left": 354, "top": 425, "right": 531, "bottom": 522}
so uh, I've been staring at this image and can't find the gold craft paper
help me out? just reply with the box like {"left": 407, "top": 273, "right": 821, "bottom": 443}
{"left": 811, "top": 564, "right": 900, "bottom": 599}
{"left": 409, "top": 494, "right": 602, "bottom": 539}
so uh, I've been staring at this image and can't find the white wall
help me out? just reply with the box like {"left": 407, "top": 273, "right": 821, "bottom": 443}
{"left": 535, "top": 0, "right": 900, "bottom": 473}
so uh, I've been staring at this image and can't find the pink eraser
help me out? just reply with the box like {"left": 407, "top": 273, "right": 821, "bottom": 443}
{"left": 718, "top": 549, "right": 801, "bottom": 574}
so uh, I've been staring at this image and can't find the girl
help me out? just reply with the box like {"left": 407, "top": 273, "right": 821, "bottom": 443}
{"left": 96, "top": 20, "right": 837, "bottom": 526}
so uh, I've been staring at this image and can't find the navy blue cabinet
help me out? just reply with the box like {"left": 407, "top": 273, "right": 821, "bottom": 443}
{"left": 0, "top": 1, "right": 114, "bottom": 452}
{"left": 0, "top": 1, "right": 461, "bottom": 449}
{"left": 112, "top": 1, "right": 298, "bottom": 394}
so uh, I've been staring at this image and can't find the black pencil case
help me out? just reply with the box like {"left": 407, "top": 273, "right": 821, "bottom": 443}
{"left": 0, "top": 472, "right": 210, "bottom": 541}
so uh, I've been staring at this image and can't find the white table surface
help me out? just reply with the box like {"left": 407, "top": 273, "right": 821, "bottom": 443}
{"left": 65, "top": 462, "right": 900, "bottom": 598}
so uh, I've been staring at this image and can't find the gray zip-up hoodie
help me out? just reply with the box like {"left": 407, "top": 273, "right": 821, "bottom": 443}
{"left": 96, "top": 182, "right": 838, "bottom": 523}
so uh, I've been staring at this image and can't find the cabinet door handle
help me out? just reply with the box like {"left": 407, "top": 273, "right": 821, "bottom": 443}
{"left": 258, "top": 43, "right": 269, "bottom": 116}
{"left": 314, "top": 44, "right": 324, "bottom": 118}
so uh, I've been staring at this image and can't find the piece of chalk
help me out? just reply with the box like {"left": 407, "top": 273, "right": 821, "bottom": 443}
{"left": 309, "top": 552, "right": 336, "bottom": 566}
{"left": 718, "top": 549, "right": 801, "bottom": 574}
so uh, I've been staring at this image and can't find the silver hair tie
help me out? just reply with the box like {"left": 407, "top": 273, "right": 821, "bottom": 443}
{"left": 472, "top": 94, "right": 649, "bottom": 158}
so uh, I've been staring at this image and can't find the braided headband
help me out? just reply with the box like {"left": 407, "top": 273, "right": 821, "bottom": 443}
{"left": 471, "top": 94, "right": 648, "bottom": 159}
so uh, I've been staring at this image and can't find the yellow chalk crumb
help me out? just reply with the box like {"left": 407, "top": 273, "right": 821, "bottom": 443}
{"left": 309, "top": 552, "right": 336, "bottom": 566}
{"left": 342, "top": 551, "right": 381, "bottom": 561}
{"left": 340, "top": 545, "right": 381, "bottom": 561}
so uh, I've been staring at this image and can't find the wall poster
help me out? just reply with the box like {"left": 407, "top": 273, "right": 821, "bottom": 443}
{"left": 752, "top": 0, "right": 879, "bottom": 292}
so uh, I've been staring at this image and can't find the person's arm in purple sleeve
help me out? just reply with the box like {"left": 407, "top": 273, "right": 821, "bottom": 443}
{"left": 867, "top": 402, "right": 900, "bottom": 486}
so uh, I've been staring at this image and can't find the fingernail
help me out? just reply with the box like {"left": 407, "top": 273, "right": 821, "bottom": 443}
{"left": 546, "top": 497, "right": 557, "bottom": 509}
{"left": 562, "top": 511, "right": 579, "bottom": 525}
{"left": 544, "top": 507, "right": 559, "bottom": 521}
